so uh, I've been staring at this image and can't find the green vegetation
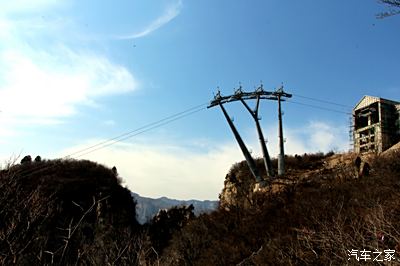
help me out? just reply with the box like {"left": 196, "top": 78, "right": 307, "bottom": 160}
{"left": 1, "top": 151, "right": 400, "bottom": 265}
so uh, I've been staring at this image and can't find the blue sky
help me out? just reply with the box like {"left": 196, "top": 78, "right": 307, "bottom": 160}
{"left": 0, "top": 0, "right": 399, "bottom": 200}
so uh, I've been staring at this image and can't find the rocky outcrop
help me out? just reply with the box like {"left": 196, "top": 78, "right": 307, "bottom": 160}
{"left": 219, "top": 152, "right": 373, "bottom": 210}
{"left": 219, "top": 161, "right": 260, "bottom": 210}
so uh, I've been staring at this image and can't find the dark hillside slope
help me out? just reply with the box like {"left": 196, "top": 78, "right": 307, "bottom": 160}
{"left": 0, "top": 159, "right": 140, "bottom": 265}
{"left": 161, "top": 152, "right": 400, "bottom": 265}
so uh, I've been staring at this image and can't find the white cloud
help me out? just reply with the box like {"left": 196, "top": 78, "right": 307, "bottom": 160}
{"left": 259, "top": 121, "right": 349, "bottom": 157}
{"left": 306, "top": 121, "right": 346, "bottom": 152}
{"left": 0, "top": 119, "right": 17, "bottom": 143}
{"left": 117, "top": 0, "right": 182, "bottom": 39}
{"left": 59, "top": 140, "right": 242, "bottom": 200}
{"left": 0, "top": 0, "right": 137, "bottom": 137}
{"left": 0, "top": 0, "right": 62, "bottom": 15}
{"left": 0, "top": 47, "right": 137, "bottom": 121}
{"left": 54, "top": 120, "right": 348, "bottom": 200}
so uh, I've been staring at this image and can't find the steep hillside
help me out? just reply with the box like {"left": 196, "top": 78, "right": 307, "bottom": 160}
{"left": 159, "top": 151, "right": 400, "bottom": 265}
{"left": 0, "top": 158, "right": 141, "bottom": 265}
{"left": 3, "top": 151, "right": 400, "bottom": 265}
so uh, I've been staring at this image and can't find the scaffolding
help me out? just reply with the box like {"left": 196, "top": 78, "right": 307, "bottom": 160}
{"left": 348, "top": 115, "right": 354, "bottom": 152}
{"left": 353, "top": 96, "right": 400, "bottom": 153}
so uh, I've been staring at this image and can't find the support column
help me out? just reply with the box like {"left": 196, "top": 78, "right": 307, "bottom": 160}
{"left": 219, "top": 103, "right": 262, "bottom": 183}
{"left": 240, "top": 97, "right": 273, "bottom": 178}
{"left": 277, "top": 94, "right": 285, "bottom": 176}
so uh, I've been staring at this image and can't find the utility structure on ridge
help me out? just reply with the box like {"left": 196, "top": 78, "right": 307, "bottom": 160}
{"left": 272, "top": 87, "right": 292, "bottom": 176}
{"left": 208, "top": 84, "right": 292, "bottom": 184}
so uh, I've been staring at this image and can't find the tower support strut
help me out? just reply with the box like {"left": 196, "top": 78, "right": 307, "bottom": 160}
{"left": 219, "top": 103, "right": 262, "bottom": 182}
{"left": 240, "top": 96, "right": 273, "bottom": 179}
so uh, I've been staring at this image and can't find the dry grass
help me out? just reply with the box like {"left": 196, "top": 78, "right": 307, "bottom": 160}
{"left": 2, "top": 152, "right": 400, "bottom": 265}
{"left": 160, "top": 152, "right": 400, "bottom": 265}
{"left": 0, "top": 159, "right": 142, "bottom": 265}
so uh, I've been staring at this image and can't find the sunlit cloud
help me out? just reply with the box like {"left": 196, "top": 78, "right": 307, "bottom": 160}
{"left": 0, "top": 0, "right": 62, "bottom": 15}
{"left": 0, "top": 47, "right": 137, "bottom": 121}
{"left": 54, "top": 120, "right": 348, "bottom": 200}
{"left": 59, "top": 139, "right": 241, "bottom": 200}
{"left": 305, "top": 121, "right": 347, "bottom": 152}
{"left": 0, "top": 0, "right": 137, "bottom": 137}
{"left": 117, "top": 0, "right": 182, "bottom": 39}
{"left": 260, "top": 121, "right": 348, "bottom": 157}
{"left": 0, "top": 118, "right": 17, "bottom": 143}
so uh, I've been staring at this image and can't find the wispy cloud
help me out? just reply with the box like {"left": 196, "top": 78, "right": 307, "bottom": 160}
{"left": 0, "top": 0, "right": 137, "bottom": 138}
{"left": 117, "top": 0, "right": 182, "bottom": 39}
{"left": 0, "top": 47, "right": 137, "bottom": 120}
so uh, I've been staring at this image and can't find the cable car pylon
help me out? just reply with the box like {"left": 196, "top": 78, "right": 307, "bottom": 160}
{"left": 239, "top": 84, "right": 273, "bottom": 178}
{"left": 208, "top": 84, "right": 292, "bottom": 184}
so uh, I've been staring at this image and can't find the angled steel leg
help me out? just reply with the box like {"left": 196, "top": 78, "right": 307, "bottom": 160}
{"left": 219, "top": 103, "right": 262, "bottom": 183}
{"left": 240, "top": 97, "right": 274, "bottom": 178}
{"left": 277, "top": 94, "right": 285, "bottom": 176}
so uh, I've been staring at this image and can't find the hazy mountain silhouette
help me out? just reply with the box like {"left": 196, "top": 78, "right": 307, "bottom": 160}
{"left": 132, "top": 192, "right": 217, "bottom": 224}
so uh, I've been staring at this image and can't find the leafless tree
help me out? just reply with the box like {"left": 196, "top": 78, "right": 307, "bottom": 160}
{"left": 377, "top": 0, "right": 400, "bottom": 18}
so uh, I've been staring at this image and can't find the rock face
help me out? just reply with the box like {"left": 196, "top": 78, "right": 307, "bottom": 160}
{"left": 219, "top": 161, "right": 259, "bottom": 210}
{"left": 219, "top": 153, "right": 373, "bottom": 210}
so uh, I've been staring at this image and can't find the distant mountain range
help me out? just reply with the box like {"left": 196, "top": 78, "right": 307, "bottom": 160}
{"left": 131, "top": 192, "right": 218, "bottom": 224}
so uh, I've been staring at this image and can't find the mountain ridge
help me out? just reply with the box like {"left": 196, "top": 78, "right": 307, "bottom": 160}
{"left": 131, "top": 192, "right": 218, "bottom": 224}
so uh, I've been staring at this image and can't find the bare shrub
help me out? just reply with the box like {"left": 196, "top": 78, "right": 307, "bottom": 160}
{"left": 160, "top": 152, "right": 400, "bottom": 265}
{"left": 0, "top": 159, "right": 143, "bottom": 265}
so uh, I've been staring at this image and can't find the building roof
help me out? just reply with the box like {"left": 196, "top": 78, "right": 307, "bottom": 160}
{"left": 354, "top": 95, "right": 400, "bottom": 111}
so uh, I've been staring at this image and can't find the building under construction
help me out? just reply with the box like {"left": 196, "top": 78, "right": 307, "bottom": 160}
{"left": 353, "top": 95, "right": 400, "bottom": 153}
